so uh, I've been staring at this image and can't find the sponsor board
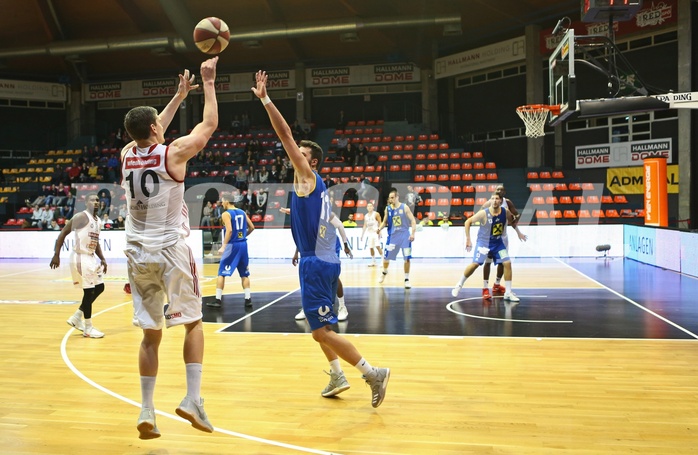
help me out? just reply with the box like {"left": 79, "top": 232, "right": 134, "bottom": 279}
{"left": 576, "top": 138, "right": 672, "bottom": 169}
{"left": 607, "top": 164, "right": 679, "bottom": 194}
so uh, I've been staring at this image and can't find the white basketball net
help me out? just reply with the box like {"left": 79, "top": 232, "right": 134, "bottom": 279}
{"left": 516, "top": 105, "right": 550, "bottom": 138}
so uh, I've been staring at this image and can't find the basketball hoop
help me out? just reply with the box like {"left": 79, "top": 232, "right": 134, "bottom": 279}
{"left": 516, "top": 104, "right": 560, "bottom": 138}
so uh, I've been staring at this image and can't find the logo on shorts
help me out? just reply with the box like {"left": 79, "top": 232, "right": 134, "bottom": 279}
{"left": 163, "top": 304, "right": 182, "bottom": 320}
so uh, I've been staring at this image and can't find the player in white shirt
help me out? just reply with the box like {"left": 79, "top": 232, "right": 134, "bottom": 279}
{"left": 121, "top": 57, "right": 219, "bottom": 440}
{"left": 50, "top": 193, "right": 107, "bottom": 338}
{"left": 361, "top": 202, "right": 383, "bottom": 266}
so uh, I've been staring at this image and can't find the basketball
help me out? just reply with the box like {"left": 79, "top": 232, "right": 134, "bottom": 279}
{"left": 193, "top": 17, "right": 230, "bottom": 55}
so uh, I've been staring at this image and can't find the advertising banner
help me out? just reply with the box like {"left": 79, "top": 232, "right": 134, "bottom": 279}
{"left": 435, "top": 37, "right": 526, "bottom": 79}
{"left": 0, "top": 78, "right": 67, "bottom": 102}
{"left": 84, "top": 70, "right": 295, "bottom": 101}
{"left": 575, "top": 138, "right": 672, "bottom": 169}
{"left": 306, "top": 63, "right": 420, "bottom": 88}
{"left": 624, "top": 224, "right": 656, "bottom": 264}
{"left": 644, "top": 157, "right": 668, "bottom": 227}
{"left": 606, "top": 164, "right": 679, "bottom": 194}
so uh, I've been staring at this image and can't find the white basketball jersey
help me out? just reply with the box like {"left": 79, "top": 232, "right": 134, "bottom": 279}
{"left": 73, "top": 210, "right": 101, "bottom": 255}
{"left": 365, "top": 211, "right": 379, "bottom": 232}
{"left": 121, "top": 144, "right": 190, "bottom": 250}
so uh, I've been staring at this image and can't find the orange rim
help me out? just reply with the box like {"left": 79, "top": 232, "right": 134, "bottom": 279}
{"left": 517, "top": 104, "right": 561, "bottom": 116}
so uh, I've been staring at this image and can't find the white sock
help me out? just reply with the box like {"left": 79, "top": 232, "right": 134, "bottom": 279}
{"left": 185, "top": 363, "right": 202, "bottom": 402}
{"left": 505, "top": 280, "right": 512, "bottom": 292}
{"left": 140, "top": 376, "right": 156, "bottom": 409}
{"left": 73, "top": 309, "right": 84, "bottom": 319}
{"left": 244, "top": 287, "right": 251, "bottom": 299}
{"left": 405, "top": 273, "right": 410, "bottom": 280}
{"left": 382, "top": 268, "right": 388, "bottom": 274}
{"left": 495, "top": 277, "right": 502, "bottom": 285}
{"left": 329, "top": 359, "right": 342, "bottom": 375}
{"left": 215, "top": 289, "right": 222, "bottom": 300}
{"left": 354, "top": 357, "right": 373, "bottom": 375}
{"left": 483, "top": 280, "right": 489, "bottom": 288}
{"left": 457, "top": 275, "right": 467, "bottom": 288}
{"left": 337, "top": 295, "right": 345, "bottom": 307}
{"left": 84, "top": 318, "right": 93, "bottom": 330}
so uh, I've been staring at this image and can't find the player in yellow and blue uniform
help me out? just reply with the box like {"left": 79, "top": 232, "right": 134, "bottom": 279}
{"left": 451, "top": 192, "right": 522, "bottom": 302}
{"left": 253, "top": 70, "right": 390, "bottom": 407}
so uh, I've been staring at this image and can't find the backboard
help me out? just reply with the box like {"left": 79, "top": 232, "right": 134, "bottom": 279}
{"left": 548, "top": 28, "right": 576, "bottom": 126}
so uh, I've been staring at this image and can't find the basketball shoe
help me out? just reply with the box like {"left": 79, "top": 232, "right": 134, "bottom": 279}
{"left": 83, "top": 326, "right": 104, "bottom": 338}
{"left": 321, "top": 370, "right": 351, "bottom": 397}
{"left": 66, "top": 314, "right": 84, "bottom": 332}
{"left": 378, "top": 271, "right": 387, "bottom": 284}
{"left": 294, "top": 308, "right": 306, "bottom": 320}
{"left": 482, "top": 288, "right": 492, "bottom": 299}
{"left": 363, "top": 367, "right": 391, "bottom": 408}
{"left": 137, "top": 408, "right": 161, "bottom": 440}
{"left": 176, "top": 397, "right": 213, "bottom": 433}
{"left": 404, "top": 278, "right": 411, "bottom": 289}
{"left": 503, "top": 292, "right": 520, "bottom": 302}
{"left": 451, "top": 285, "right": 461, "bottom": 297}
{"left": 492, "top": 284, "right": 506, "bottom": 296}
{"left": 337, "top": 305, "right": 349, "bottom": 321}
{"left": 206, "top": 299, "right": 222, "bottom": 308}
{"left": 244, "top": 298, "right": 252, "bottom": 309}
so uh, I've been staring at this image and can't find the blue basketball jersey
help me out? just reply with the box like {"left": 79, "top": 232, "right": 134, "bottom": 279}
{"left": 476, "top": 207, "right": 507, "bottom": 247}
{"left": 386, "top": 203, "right": 410, "bottom": 235}
{"left": 222, "top": 207, "right": 248, "bottom": 243}
{"left": 291, "top": 172, "right": 338, "bottom": 262}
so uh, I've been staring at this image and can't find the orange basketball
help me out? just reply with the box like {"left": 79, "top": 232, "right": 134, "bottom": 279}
{"left": 193, "top": 17, "right": 230, "bottom": 55}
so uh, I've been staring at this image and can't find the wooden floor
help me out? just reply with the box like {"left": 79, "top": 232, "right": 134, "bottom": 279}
{"left": 1, "top": 257, "right": 697, "bottom": 454}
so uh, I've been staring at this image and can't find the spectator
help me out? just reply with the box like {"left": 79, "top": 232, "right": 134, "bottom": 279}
{"left": 48, "top": 219, "right": 62, "bottom": 231}
{"left": 61, "top": 192, "right": 76, "bottom": 219}
{"left": 404, "top": 185, "right": 422, "bottom": 213}
{"left": 256, "top": 189, "right": 268, "bottom": 211}
{"left": 344, "top": 142, "right": 356, "bottom": 166}
{"left": 247, "top": 165, "right": 258, "bottom": 185}
{"left": 113, "top": 215, "right": 126, "bottom": 229}
{"left": 38, "top": 203, "right": 54, "bottom": 230}
{"left": 269, "top": 164, "right": 280, "bottom": 183}
{"left": 342, "top": 213, "right": 358, "bottom": 227}
{"left": 88, "top": 162, "right": 99, "bottom": 180}
{"left": 323, "top": 174, "right": 335, "bottom": 189}
{"left": 235, "top": 165, "right": 248, "bottom": 191}
{"left": 106, "top": 154, "right": 119, "bottom": 182}
{"left": 258, "top": 167, "right": 269, "bottom": 184}
{"left": 355, "top": 143, "right": 369, "bottom": 166}
{"left": 438, "top": 212, "right": 453, "bottom": 230}
{"left": 200, "top": 201, "right": 213, "bottom": 227}
{"left": 101, "top": 213, "right": 114, "bottom": 229}
{"left": 335, "top": 135, "right": 348, "bottom": 162}
{"left": 358, "top": 174, "right": 372, "bottom": 200}
{"left": 97, "top": 201, "right": 109, "bottom": 218}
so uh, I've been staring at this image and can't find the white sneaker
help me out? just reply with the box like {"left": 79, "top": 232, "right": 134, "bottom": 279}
{"left": 503, "top": 292, "right": 520, "bottom": 302}
{"left": 337, "top": 305, "right": 348, "bottom": 321}
{"left": 294, "top": 308, "right": 306, "bottom": 320}
{"left": 368, "top": 262, "right": 375, "bottom": 267}
{"left": 83, "top": 326, "right": 104, "bottom": 338}
{"left": 66, "top": 314, "right": 84, "bottom": 332}
{"left": 404, "top": 279, "right": 411, "bottom": 289}
{"left": 378, "top": 271, "right": 387, "bottom": 284}
{"left": 137, "top": 407, "right": 161, "bottom": 440}
{"left": 451, "top": 285, "right": 462, "bottom": 297}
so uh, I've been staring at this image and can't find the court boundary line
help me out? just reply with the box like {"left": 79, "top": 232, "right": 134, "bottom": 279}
{"left": 555, "top": 257, "right": 698, "bottom": 339}
{"left": 59, "top": 300, "right": 342, "bottom": 455}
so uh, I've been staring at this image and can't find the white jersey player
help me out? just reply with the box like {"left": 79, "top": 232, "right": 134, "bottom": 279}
{"left": 121, "top": 57, "right": 219, "bottom": 440}
{"left": 50, "top": 193, "right": 107, "bottom": 338}
{"left": 361, "top": 202, "right": 383, "bottom": 266}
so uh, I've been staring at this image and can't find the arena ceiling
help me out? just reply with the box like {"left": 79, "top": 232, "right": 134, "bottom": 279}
{"left": 0, "top": 0, "right": 579, "bottom": 85}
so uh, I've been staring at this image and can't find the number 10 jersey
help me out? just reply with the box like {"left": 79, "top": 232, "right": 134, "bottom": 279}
{"left": 121, "top": 144, "right": 190, "bottom": 250}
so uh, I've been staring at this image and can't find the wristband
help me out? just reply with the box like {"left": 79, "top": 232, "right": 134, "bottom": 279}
{"left": 261, "top": 95, "right": 271, "bottom": 105}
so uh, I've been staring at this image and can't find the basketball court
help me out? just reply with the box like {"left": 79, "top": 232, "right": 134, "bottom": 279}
{"left": 1, "top": 256, "right": 697, "bottom": 454}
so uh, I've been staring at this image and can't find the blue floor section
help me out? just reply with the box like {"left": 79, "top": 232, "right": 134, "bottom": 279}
{"left": 204, "top": 258, "right": 698, "bottom": 339}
